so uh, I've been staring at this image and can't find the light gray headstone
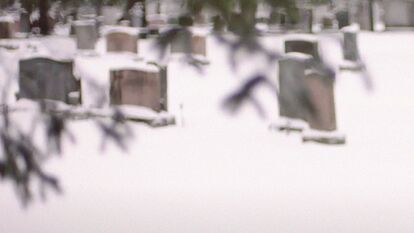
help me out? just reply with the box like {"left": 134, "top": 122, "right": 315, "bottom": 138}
{"left": 110, "top": 67, "right": 166, "bottom": 112}
{"left": 19, "top": 58, "right": 80, "bottom": 104}
{"left": 74, "top": 21, "right": 98, "bottom": 50}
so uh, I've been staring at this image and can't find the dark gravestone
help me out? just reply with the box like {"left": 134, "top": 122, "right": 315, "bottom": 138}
{"left": 278, "top": 53, "right": 312, "bottom": 124}
{"left": 322, "top": 17, "right": 334, "bottom": 29}
{"left": 110, "top": 67, "right": 167, "bottom": 112}
{"left": 19, "top": 58, "right": 80, "bottom": 104}
{"left": 336, "top": 10, "right": 350, "bottom": 29}
{"left": 343, "top": 31, "right": 360, "bottom": 61}
{"left": 0, "top": 20, "right": 14, "bottom": 39}
{"left": 19, "top": 13, "right": 31, "bottom": 33}
{"left": 304, "top": 70, "right": 337, "bottom": 131}
{"left": 106, "top": 32, "right": 138, "bottom": 53}
{"left": 74, "top": 21, "right": 98, "bottom": 50}
{"left": 285, "top": 39, "right": 319, "bottom": 60}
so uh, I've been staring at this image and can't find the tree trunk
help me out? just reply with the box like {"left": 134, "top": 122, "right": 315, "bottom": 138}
{"left": 368, "top": 0, "right": 375, "bottom": 31}
{"left": 39, "top": 0, "right": 51, "bottom": 35}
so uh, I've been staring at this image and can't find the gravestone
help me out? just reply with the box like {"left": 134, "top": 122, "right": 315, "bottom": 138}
{"left": 19, "top": 58, "right": 81, "bottom": 104}
{"left": 343, "top": 31, "right": 359, "bottom": 61}
{"left": 191, "top": 35, "right": 207, "bottom": 56}
{"left": 304, "top": 70, "right": 336, "bottom": 131}
{"left": 278, "top": 53, "right": 313, "bottom": 127}
{"left": 106, "top": 31, "right": 138, "bottom": 53}
{"left": 110, "top": 66, "right": 167, "bottom": 112}
{"left": 19, "top": 12, "right": 31, "bottom": 33}
{"left": 171, "top": 29, "right": 192, "bottom": 54}
{"left": 285, "top": 39, "right": 319, "bottom": 60}
{"left": 0, "top": 19, "right": 14, "bottom": 39}
{"left": 74, "top": 20, "right": 98, "bottom": 50}
{"left": 336, "top": 10, "right": 350, "bottom": 29}
{"left": 302, "top": 69, "right": 345, "bottom": 144}
{"left": 171, "top": 29, "right": 207, "bottom": 56}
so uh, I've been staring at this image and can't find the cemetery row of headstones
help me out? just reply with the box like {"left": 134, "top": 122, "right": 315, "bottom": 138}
{"left": 17, "top": 57, "right": 169, "bottom": 114}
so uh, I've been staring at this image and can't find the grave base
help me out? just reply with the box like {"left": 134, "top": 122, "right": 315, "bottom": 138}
{"left": 302, "top": 129, "right": 346, "bottom": 145}
{"left": 270, "top": 117, "right": 308, "bottom": 132}
{"left": 5, "top": 99, "right": 176, "bottom": 128}
{"left": 339, "top": 60, "right": 364, "bottom": 71}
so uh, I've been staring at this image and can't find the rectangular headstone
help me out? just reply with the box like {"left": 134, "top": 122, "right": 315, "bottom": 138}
{"left": 0, "top": 19, "right": 14, "bottom": 39}
{"left": 19, "top": 58, "right": 80, "bottom": 104}
{"left": 278, "top": 53, "right": 313, "bottom": 122}
{"left": 343, "top": 31, "right": 360, "bottom": 61}
{"left": 106, "top": 31, "right": 138, "bottom": 53}
{"left": 110, "top": 67, "right": 166, "bottom": 112}
{"left": 19, "top": 13, "right": 31, "bottom": 33}
{"left": 191, "top": 35, "right": 206, "bottom": 56}
{"left": 74, "top": 20, "right": 98, "bottom": 50}
{"left": 304, "top": 70, "right": 337, "bottom": 131}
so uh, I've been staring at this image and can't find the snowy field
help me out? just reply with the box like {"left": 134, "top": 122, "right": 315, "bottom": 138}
{"left": 1, "top": 30, "right": 414, "bottom": 233}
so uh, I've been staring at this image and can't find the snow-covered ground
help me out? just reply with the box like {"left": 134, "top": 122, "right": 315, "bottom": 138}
{"left": 1, "top": 30, "right": 414, "bottom": 233}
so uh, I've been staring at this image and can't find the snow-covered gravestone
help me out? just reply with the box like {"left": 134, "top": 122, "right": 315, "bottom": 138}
{"left": 18, "top": 58, "right": 81, "bottom": 105}
{"left": 0, "top": 17, "right": 15, "bottom": 39}
{"left": 109, "top": 65, "right": 167, "bottom": 112}
{"left": 73, "top": 20, "right": 98, "bottom": 51}
{"left": 276, "top": 52, "right": 313, "bottom": 131}
{"left": 340, "top": 26, "right": 363, "bottom": 71}
{"left": 106, "top": 30, "right": 138, "bottom": 53}
{"left": 302, "top": 69, "right": 345, "bottom": 145}
{"left": 285, "top": 38, "right": 319, "bottom": 61}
